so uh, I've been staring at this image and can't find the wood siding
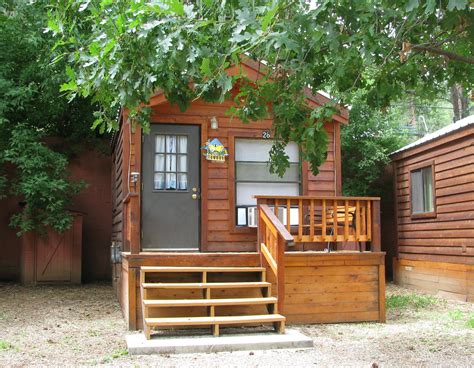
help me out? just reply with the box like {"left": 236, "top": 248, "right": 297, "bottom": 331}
{"left": 149, "top": 99, "right": 340, "bottom": 251}
{"left": 111, "top": 98, "right": 343, "bottom": 253}
{"left": 393, "top": 126, "right": 474, "bottom": 265}
{"left": 111, "top": 123, "right": 125, "bottom": 246}
{"left": 394, "top": 258, "right": 474, "bottom": 302}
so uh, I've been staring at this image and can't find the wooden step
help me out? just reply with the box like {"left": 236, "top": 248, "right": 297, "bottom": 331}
{"left": 145, "top": 314, "right": 285, "bottom": 327}
{"left": 143, "top": 297, "right": 277, "bottom": 307}
{"left": 141, "top": 281, "right": 271, "bottom": 289}
{"left": 140, "top": 266, "right": 265, "bottom": 273}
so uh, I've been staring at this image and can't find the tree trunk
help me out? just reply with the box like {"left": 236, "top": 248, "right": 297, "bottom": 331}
{"left": 451, "top": 84, "right": 469, "bottom": 122}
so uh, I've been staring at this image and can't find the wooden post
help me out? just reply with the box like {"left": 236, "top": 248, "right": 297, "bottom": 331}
{"left": 378, "top": 263, "right": 386, "bottom": 323}
{"left": 257, "top": 202, "right": 265, "bottom": 267}
{"left": 371, "top": 200, "right": 381, "bottom": 252}
{"left": 276, "top": 235, "right": 285, "bottom": 314}
{"left": 130, "top": 195, "right": 140, "bottom": 254}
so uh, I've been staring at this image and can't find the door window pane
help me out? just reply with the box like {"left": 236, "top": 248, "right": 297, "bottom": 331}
{"left": 153, "top": 134, "right": 188, "bottom": 191}
{"left": 178, "top": 173, "right": 188, "bottom": 190}
{"left": 166, "top": 154, "right": 176, "bottom": 172}
{"left": 178, "top": 155, "right": 187, "bottom": 172}
{"left": 155, "top": 135, "right": 165, "bottom": 153}
{"left": 166, "top": 135, "right": 177, "bottom": 153}
{"left": 154, "top": 173, "right": 165, "bottom": 190}
{"left": 154, "top": 154, "right": 165, "bottom": 172}
{"left": 166, "top": 173, "right": 177, "bottom": 190}
{"left": 178, "top": 136, "right": 188, "bottom": 153}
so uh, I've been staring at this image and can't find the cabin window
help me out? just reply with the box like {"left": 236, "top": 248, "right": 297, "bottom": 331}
{"left": 153, "top": 134, "right": 188, "bottom": 191}
{"left": 410, "top": 165, "right": 435, "bottom": 215}
{"left": 235, "top": 139, "right": 300, "bottom": 226}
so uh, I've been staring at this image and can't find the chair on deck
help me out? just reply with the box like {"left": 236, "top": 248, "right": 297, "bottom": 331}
{"left": 304, "top": 206, "right": 362, "bottom": 252}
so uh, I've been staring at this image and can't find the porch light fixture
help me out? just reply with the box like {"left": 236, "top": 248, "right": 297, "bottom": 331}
{"left": 210, "top": 116, "right": 219, "bottom": 130}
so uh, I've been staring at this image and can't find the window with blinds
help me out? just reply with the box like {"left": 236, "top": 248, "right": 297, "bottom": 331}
{"left": 410, "top": 165, "right": 434, "bottom": 214}
{"left": 235, "top": 139, "right": 300, "bottom": 226}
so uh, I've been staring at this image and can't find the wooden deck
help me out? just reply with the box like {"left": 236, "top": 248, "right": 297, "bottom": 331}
{"left": 115, "top": 250, "right": 385, "bottom": 330}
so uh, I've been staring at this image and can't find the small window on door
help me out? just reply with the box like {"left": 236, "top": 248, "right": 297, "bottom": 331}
{"left": 154, "top": 134, "right": 188, "bottom": 191}
{"left": 235, "top": 139, "right": 300, "bottom": 226}
{"left": 410, "top": 165, "right": 435, "bottom": 216}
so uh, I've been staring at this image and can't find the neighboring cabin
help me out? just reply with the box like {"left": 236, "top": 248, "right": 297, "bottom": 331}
{"left": 391, "top": 115, "right": 474, "bottom": 302}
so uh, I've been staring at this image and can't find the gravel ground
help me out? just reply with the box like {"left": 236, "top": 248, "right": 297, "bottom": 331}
{"left": 0, "top": 282, "right": 472, "bottom": 367}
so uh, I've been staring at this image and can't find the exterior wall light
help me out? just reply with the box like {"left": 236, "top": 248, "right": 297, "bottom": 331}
{"left": 210, "top": 116, "right": 219, "bottom": 130}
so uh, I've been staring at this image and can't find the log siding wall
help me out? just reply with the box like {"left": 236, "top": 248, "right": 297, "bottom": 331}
{"left": 393, "top": 126, "right": 474, "bottom": 265}
{"left": 149, "top": 99, "right": 341, "bottom": 251}
{"left": 109, "top": 98, "right": 343, "bottom": 254}
{"left": 392, "top": 125, "right": 474, "bottom": 301}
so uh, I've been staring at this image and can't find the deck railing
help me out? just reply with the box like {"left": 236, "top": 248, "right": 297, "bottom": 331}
{"left": 256, "top": 196, "right": 381, "bottom": 252}
{"left": 256, "top": 195, "right": 381, "bottom": 313}
{"left": 257, "top": 204, "right": 294, "bottom": 313}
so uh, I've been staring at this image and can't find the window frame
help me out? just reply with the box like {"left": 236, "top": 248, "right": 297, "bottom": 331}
{"left": 408, "top": 160, "right": 437, "bottom": 220}
{"left": 152, "top": 133, "right": 190, "bottom": 193}
{"left": 232, "top": 135, "right": 302, "bottom": 229}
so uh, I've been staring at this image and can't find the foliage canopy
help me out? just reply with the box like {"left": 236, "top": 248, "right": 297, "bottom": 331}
{"left": 0, "top": 0, "right": 99, "bottom": 234}
{"left": 50, "top": 0, "right": 473, "bottom": 175}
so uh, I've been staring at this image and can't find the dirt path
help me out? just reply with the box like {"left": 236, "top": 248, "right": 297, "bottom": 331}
{"left": 0, "top": 282, "right": 472, "bottom": 367}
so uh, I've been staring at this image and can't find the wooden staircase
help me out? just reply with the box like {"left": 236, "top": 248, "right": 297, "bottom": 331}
{"left": 140, "top": 266, "right": 285, "bottom": 339}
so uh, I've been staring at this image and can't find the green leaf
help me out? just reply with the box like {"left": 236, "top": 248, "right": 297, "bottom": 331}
{"left": 200, "top": 58, "right": 211, "bottom": 76}
{"left": 167, "top": 0, "right": 184, "bottom": 16}
{"left": 447, "top": 0, "right": 467, "bottom": 10}
{"left": 406, "top": 0, "right": 419, "bottom": 11}
{"left": 261, "top": 4, "right": 278, "bottom": 32}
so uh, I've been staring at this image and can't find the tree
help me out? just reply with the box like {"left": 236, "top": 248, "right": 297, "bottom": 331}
{"left": 341, "top": 98, "right": 411, "bottom": 197}
{"left": 50, "top": 0, "right": 473, "bottom": 176}
{"left": 0, "top": 1, "right": 100, "bottom": 234}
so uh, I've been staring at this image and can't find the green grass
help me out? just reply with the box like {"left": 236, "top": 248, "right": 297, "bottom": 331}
{"left": 448, "top": 309, "right": 463, "bottom": 321}
{"left": 386, "top": 293, "right": 438, "bottom": 310}
{"left": 0, "top": 340, "right": 12, "bottom": 351}
{"left": 101, "top": 348, "right": 128, "bottom": 363}
{"left": 466, "top": 314, "right": 474, "bottom": 328}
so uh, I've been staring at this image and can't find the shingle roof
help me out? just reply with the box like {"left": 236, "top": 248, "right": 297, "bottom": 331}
{"left": 391, "top": 115, "right": 474, "bottom": 156}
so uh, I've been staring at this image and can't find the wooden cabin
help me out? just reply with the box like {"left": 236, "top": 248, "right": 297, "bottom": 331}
{"left": 391, "top": 115, "right": 474, "bottom": 302}
{"left": 111, "top": 60, "right": 385, "bottom": 338}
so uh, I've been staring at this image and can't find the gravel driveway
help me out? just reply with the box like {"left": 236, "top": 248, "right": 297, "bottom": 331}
{"left": 0, "top": 282, "right": 472, "bottom": 367}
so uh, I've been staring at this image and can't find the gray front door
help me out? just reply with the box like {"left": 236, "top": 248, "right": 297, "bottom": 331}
{"left": 142, "top": 124, "right": 200, "bottom": 250}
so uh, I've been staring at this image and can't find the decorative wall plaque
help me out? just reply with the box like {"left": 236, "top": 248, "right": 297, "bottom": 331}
{"left": 201, "top": 138, "right": 228, "bottom": 162}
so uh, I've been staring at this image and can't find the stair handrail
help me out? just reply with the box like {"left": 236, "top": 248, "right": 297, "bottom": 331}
{"left": 258, "top": 203, "right": 294, "bottom": 313}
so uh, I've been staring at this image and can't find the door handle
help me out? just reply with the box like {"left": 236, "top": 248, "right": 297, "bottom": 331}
{"left": 192, "top": 193, "right": 200, "bottom": 200}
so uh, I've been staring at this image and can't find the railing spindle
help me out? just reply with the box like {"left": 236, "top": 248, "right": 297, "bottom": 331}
{"left": 333, "top": 199, "right": 338, "bottom": 242}
{"left": 286, "top": 199, "right": 291, "bottom": 232}
{"left": 356, "top": 200, "right": 361, "bottom": 241}
{"left": 344, "top": 200, "right": 349, "bottom": 241}
{"left": 310, "top": 199, "right": 315, "bottom": 241}
{"left": 367, "top": 201, "right": 372, "bottom": 241}
{"left": 298, "top": 199, "right": 303, "bottom": 241}
{"left": 322, "top": 199, "right": 327, "bottom": 242}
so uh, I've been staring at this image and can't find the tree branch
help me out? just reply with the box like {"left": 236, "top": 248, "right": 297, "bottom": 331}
{"left": 411, "top": 45, "right": 474, "bottom": 65}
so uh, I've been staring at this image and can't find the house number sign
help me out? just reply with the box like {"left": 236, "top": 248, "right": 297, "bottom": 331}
{"left": 262, "top": 130, "right": 271, "bottom": 139}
